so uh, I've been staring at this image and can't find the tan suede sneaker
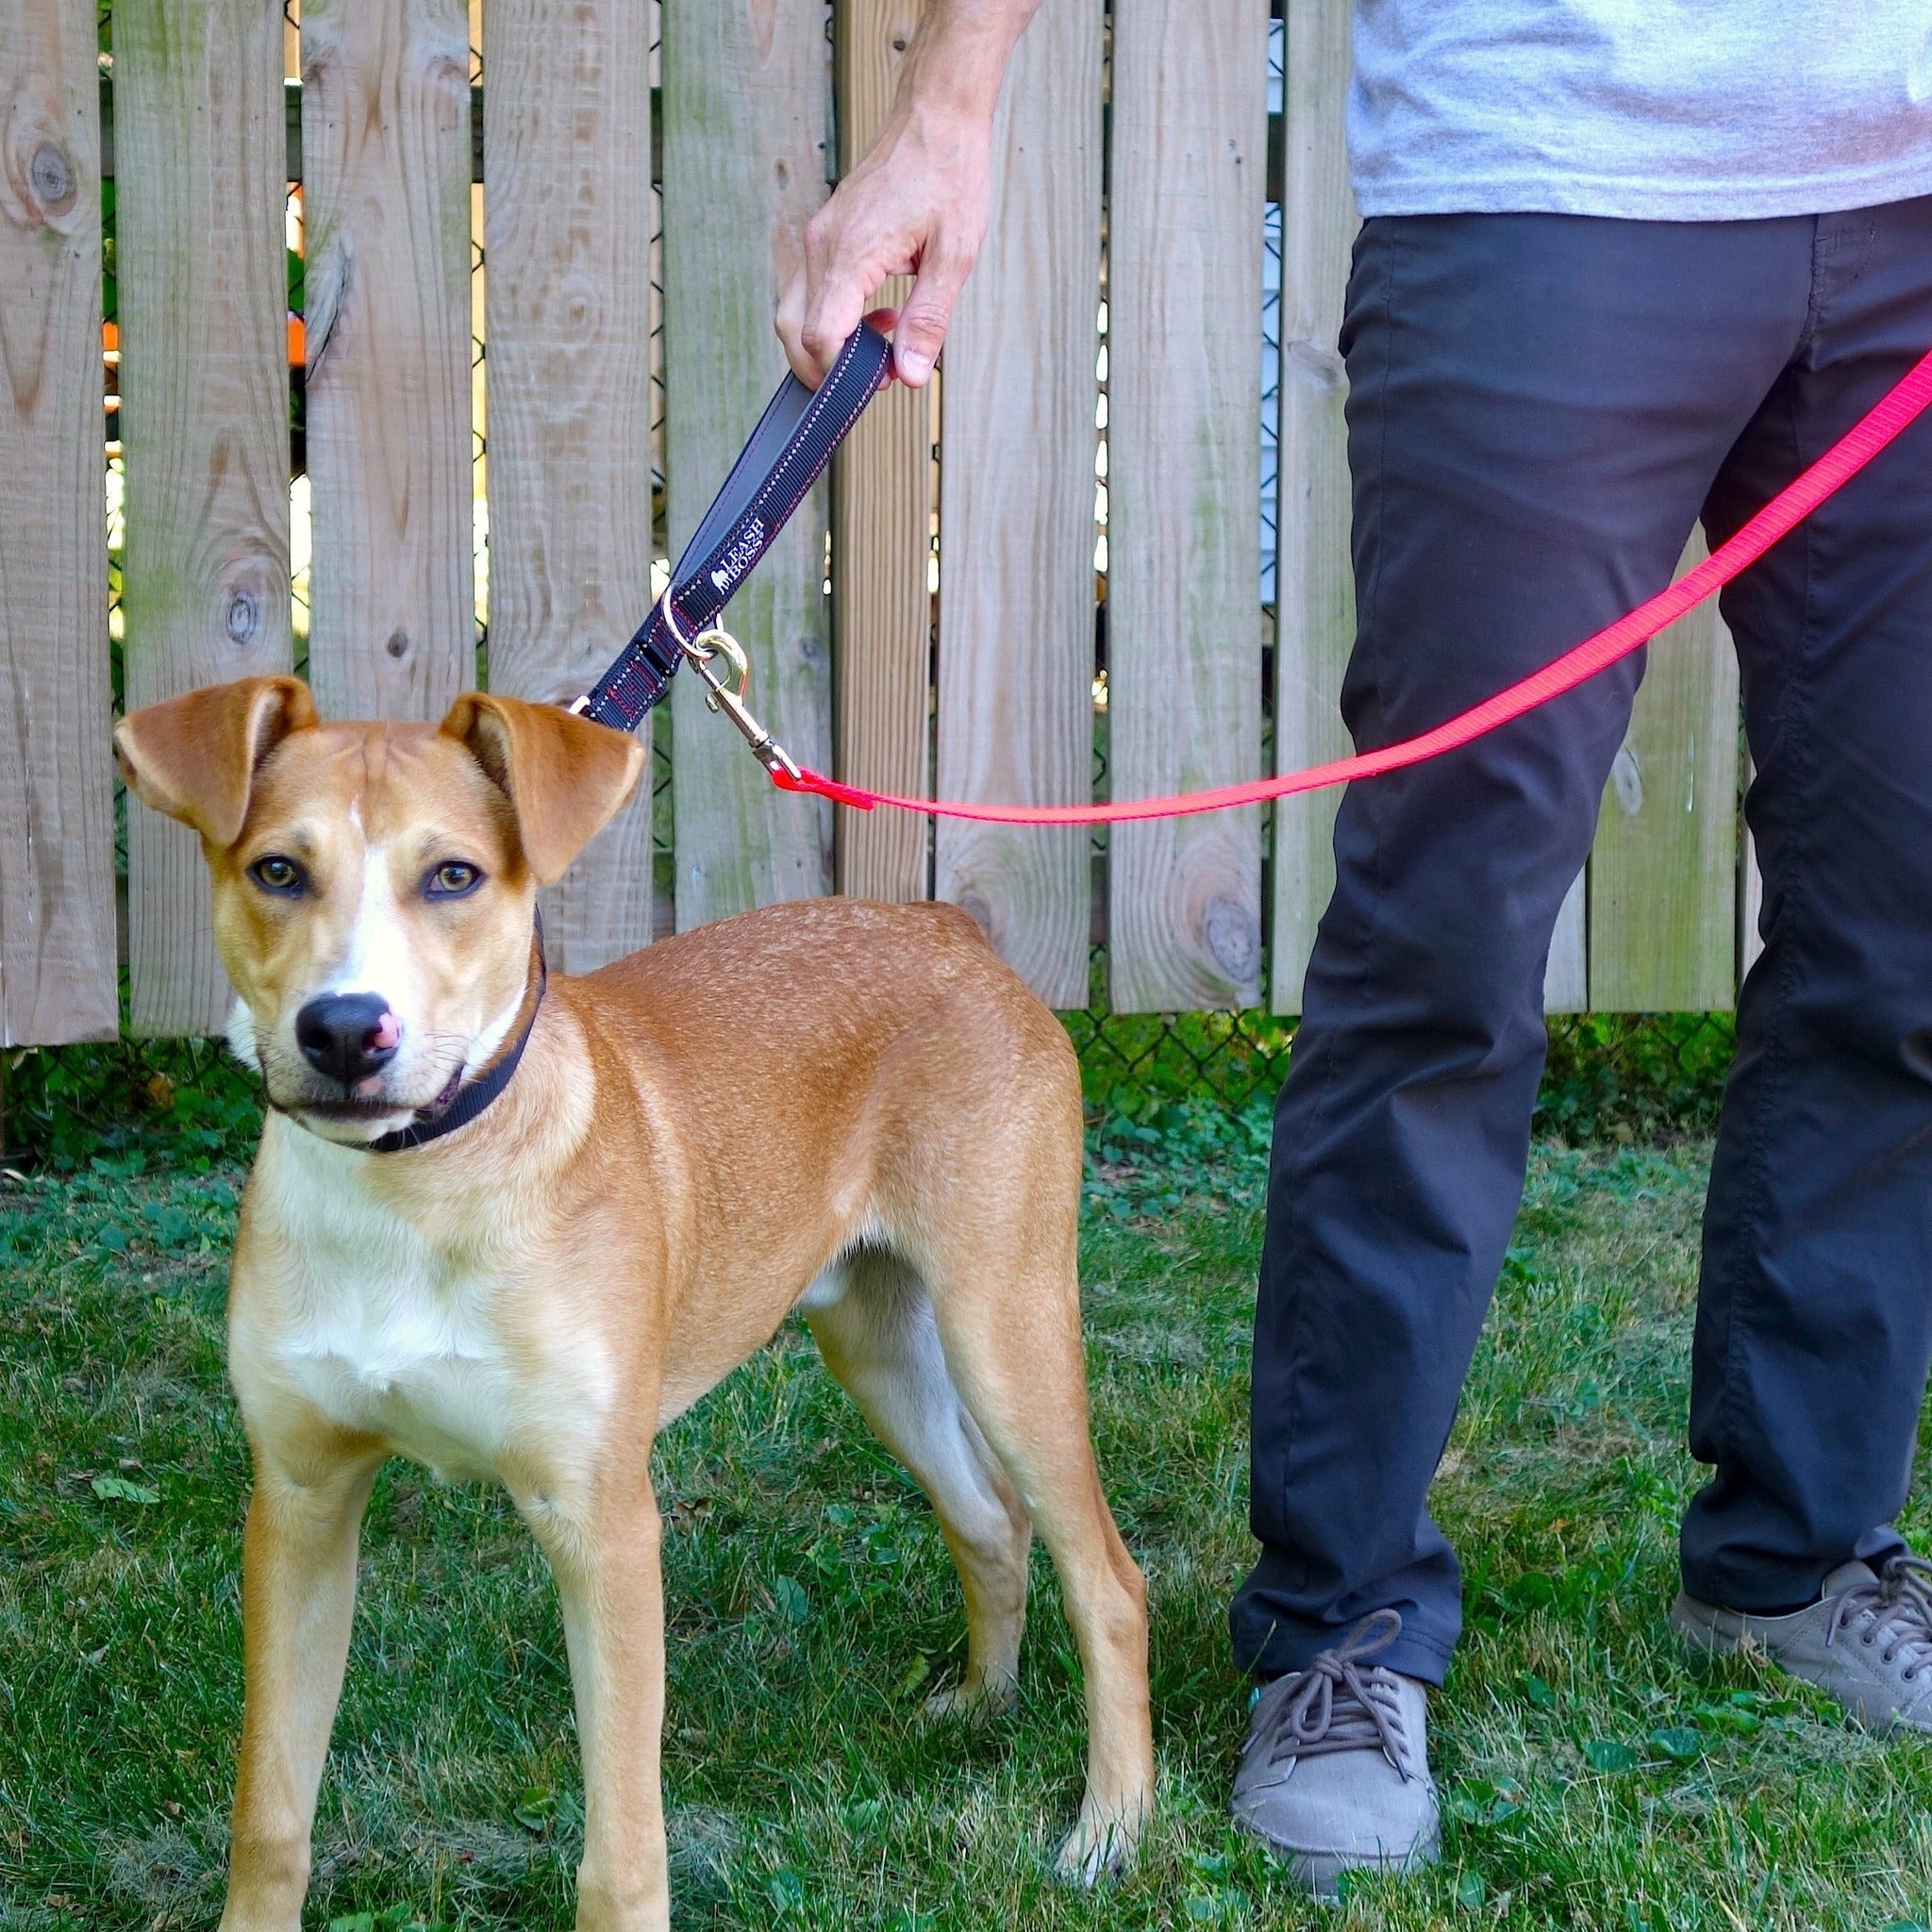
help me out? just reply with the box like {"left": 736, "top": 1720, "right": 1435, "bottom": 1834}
{"left": 1230, "top": 1610, "right": 1441, "bottom": 1899}
{"left": 1673, "top": 1555, "right": 1932, "bottom": 1734}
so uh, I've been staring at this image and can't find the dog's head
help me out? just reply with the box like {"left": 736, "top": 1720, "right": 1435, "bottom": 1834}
{"left": 115, "top": 677, "right": 643, "bottom": 1146}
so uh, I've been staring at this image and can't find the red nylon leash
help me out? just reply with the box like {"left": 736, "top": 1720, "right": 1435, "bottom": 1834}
{"left": 774, "top": 345, "right": 1932, "bottom": 825}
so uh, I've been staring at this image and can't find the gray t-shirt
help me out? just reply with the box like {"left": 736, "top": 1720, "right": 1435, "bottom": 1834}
{"left": 1350, "top": 2, "right": 1932, "bottom": 220}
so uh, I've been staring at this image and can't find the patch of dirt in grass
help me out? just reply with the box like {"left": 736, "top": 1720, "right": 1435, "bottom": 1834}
{"left": 103, "top": 1819, "right": 223, "bottom": 1912}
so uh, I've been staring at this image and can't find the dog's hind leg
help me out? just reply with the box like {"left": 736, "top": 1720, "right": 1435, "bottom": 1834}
{"left": 805, "top": 1248, "right": 1033, "bottom": 1715}
{"left": 918, "top": 1238, "right": 1155, "bottom": 1885}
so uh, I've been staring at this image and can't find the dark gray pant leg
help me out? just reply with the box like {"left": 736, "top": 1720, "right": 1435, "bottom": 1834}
{"left": 1684, "top": 196, "right": 1932, "bottom": 1611}
{"left": 1231, "top": 212, "right": 1810, "bottom": 1685}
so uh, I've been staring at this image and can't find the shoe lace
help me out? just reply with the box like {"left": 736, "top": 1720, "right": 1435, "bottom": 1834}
{"left": 1245, "top": 1608, "right": 1414, "bottom": 1776}
{"left": 1825, "top": 1556, "right": 1932, "bottom": 1678}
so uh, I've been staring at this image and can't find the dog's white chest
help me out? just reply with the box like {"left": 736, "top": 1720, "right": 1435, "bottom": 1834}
{"left": 252, "top": 1154, "right": 524, "bottom": 1480}
{"left": 291, "top": 1266, "right": 508, "bottom": 1477}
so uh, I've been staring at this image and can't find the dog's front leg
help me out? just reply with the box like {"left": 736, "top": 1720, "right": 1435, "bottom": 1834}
{"left": 221, "top": 1447, "right": 382, "bottom": 1932}
{"left": 526, "top": 1472, "right": 670, "bottom": 1932}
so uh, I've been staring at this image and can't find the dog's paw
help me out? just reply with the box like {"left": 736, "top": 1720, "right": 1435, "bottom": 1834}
{"left": 1051, "top": 1807, "right": 1141, "bottom": 1889}
{"left": 920, "top": 1671, "right": 1018, "bottom": 1725}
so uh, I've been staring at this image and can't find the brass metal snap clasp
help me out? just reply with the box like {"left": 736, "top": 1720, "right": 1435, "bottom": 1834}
{"left": 685, "top": 625, "right": 752, "bottom": 715}
{"left": 658, "top": 595, "right": 802, "bottom": 782}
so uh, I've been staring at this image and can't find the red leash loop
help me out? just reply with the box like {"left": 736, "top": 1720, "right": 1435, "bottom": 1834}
{"left": 774, "top": 345, "right": 1932, "bottom": 824}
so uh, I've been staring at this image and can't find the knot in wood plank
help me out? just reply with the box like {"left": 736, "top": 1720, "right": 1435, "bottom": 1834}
{"left": 27, "top": 142, "right": 73, "bottom": 215}
{"left": 1205, "top": 893, "right": 1260, "bottom": 985}
{"left": 224, "top": 588, "right": 260, "bottom": 646}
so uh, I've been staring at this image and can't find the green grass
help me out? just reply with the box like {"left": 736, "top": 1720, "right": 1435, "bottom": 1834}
{"left": 7, "top": 1128, "right": 1932, "bottom": 1930}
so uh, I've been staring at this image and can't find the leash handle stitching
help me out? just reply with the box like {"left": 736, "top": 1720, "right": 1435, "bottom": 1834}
{"left": 571, "top": 325, "right": 894, "bottom": 735}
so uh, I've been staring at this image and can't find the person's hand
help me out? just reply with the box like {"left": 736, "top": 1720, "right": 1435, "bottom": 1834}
{"left": 775, "top": 0, "right": 1039, "bottom": 391}
{"left": 777, "top": 100, "right": 992, "bottom": 391}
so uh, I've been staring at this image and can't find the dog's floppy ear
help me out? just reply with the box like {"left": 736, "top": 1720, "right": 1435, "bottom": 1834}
{"left": 441, "top": 693, "right": 645, "bottom": 885}
{"left": 114, "top": 676, "right": 319, "bottom": 847}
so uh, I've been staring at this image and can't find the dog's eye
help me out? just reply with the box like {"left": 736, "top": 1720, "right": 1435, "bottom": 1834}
{"left": 425, "top": 860, "right": 482, "bottom": 899}
{"left": 248, "top": 855, "right": 305, "bottom": 895}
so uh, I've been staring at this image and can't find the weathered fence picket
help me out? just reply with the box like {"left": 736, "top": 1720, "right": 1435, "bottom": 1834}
{"left": 662, "top": 0, "right": 832, "bottom": 927}
{"left": 1269, "top": 0, "right": 1354, "bottom": 1014}
{"left": 0, "top": 0, "right": 117, "bottom": 1048}
{"left": 301, "top": 0, "right": 475, "bottom": 722}
{"left": 830, "top": 0, "right": 932, "bottom": 906}
{"left": 0, "top": 0, "right": 1774, "bottom": 1058}
{"left": 1105, "top": 0, "right": 1268, "bottom": 1013}
{"left": 932, "top": 0, "right": 1101, "bottom": 1008}
{"left": 481, "top": 0, "right": 657, "bottom": 970}
{"left": 1741, "top": 786, "right": 1765, "bottom": 979}
{"left": 1589, "top": 532, "right": 1740, "bottom": 1010}
{"left": 1545, "top": 871, "right": 1589, "bottom": 1013}
{"left": 117, "top": 0, "right": 290, "bottom": 1036}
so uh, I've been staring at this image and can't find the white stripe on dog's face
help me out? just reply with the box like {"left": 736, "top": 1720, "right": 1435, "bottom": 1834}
{"left": 326, "top": 839, "right": 423, "bottom": 1031}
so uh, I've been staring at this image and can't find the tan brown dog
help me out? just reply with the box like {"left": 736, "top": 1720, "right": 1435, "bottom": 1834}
{"left": 113, "top": 676, "right": 1154, "bottom": 1932}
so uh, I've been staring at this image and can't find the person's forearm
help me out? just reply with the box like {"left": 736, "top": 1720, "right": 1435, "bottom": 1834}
{"left": 891, "top": 0, "right": 1041, "bottom": 126}
{"left": 775, "top": 0, "right": 1040, "bottom": 388}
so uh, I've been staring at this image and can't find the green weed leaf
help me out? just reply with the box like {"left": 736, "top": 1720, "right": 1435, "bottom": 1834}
{"left": 512, "top": 1786, "right": 556, "bottom": 1833}
{"left": 1184, "top": 1891, "right": 1246, "bottom": 1924}
{"left": 91, "top": 1474, "right": 158, "bottom": 1504}
{"left": 841, "top": 1795, "right": 885, "bottom": 1833}
{"left": 1506, "top": 1571, "right": 1557, "bottom": 1611}
{"left": 1583, "top": 1740, "right": 1641, "bottom": 1773}
{"left": 1647, "top": 1726, "right": 1704, "bottom": 1763}
{"left": 1447, "top": 1779, "right": 1524, "bottom": 1827}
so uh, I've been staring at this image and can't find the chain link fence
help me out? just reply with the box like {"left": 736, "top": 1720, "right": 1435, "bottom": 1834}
{"left": 1065, "top": 1000, "right": 1738, "bottom": 1142}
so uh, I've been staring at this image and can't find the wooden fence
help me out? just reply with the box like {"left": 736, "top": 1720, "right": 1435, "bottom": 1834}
{"left": 0, "top": 0, "right": 1757, "bottom": 1051}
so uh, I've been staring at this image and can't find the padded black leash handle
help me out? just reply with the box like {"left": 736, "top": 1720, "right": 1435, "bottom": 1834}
{"left": 573, "top": 323, "right": 895, "bottom": 735}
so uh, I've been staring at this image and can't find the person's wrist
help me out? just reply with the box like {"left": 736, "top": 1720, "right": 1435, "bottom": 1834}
{"left": 838, "top": 92, "right": 988, "bottom": 204}
{"left": 895, "top": 92, "right": 994, "bottom": 178}
{"left": 897, "top": 64, "right": 1003, "bottom": 142}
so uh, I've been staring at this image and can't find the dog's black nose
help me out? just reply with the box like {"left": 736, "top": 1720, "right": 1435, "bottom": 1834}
{"left": 295, "top": 992, "right": 400, "bottom": 1088}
